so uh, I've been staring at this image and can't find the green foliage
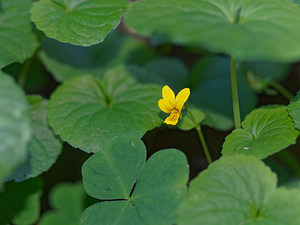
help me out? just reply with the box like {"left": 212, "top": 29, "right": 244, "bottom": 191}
{"left": 190, "top": 56, "right": 257, "bottom": 130}
{"left": 0, "top": 0, "right": 39, "bottom": 68}
{"left": 125, "top": 0, "right": 300, "bottom": 62}
{"left": 222, "top": 105, "right": 299, "bottom": 159}
{"left": 38, "top": 32, "right": 155, "bottom": 82}
{"left": 81, "top": 138, "right": 189, "bottom": 225}
{"left": 48, "top": 66, "right": 161, "bottom": 153}
{"left": 8, "top": 96, "right": 62, "bottom": 182}
{"left": 31, "top": 0, "right": 127, "bottom": 46}
{"left": 287, "top": 91, "right": 300, "bottom": 130}
{"left": 0, "top": 178, "right": 42, "bottom": 225}
{"left": 0, "top": 72, "right": 30, "bottom": 184}
{"left": 178, "top": 155, "right": 300, "bottom": 225}
{"left": 0, "top": 0, "right": 300, "bottom": 224}
{"left": 178, "top": 108, "right": 205, "bottom": 131}
{"left": 39, "top": 182, "right": 94, "bottom": 225}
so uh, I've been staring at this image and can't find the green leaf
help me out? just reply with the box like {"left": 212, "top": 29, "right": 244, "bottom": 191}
{"left": 8, "top": 96, "right": 62, "bottom": 182}
{"left": 0, "top": 71, "right": 30, "bottom": 183}
{"left": 127, "top": 57, "right": 189, "bottom": 93}
{"left": 178, "top": 155, "right": 300, "bottom": 225}
{"left": 178, "top": 107, "right": 205, "bottom": 131}
{"left": 0, "top": 178, "right": 42, "bottom": 225}
{"left": 222, "top": 105, "right": 299, "bottom": 159}
{"left": 0, "top": 0, "right": 39, "bottom": 68}
{"left": 48, "top": 66, "right": 161, "bottom": 153}
{"left": 126, "top": 0, "right": 300, "bottom": 62}
{"left": 39, "top": 182, "right": 94, "bottom": 225}
{"left": 81, "top": 201, "right": 146, "bottom": 225}
{"left": 144, "top": 57, "right": 189, "bottom": 93}
{"left": 82, "top": 138, "right": 146, "bottom": 200}
{"left": 81, "top": 138, "right": 189, "bottom": 225}
{"left": 287, "top": 91, "right": 300, "bottom": 130}
{"left": 190, "top": 56, "right": 257, "bottom": 131}
{"left": 39, "top": 31, "right": 155, "bottom": 82}
{"left": 131, "top": 149, "right": 189, "bottom": 225}
{"left": 31, "top": 0, "right": 127, "bottom": 46}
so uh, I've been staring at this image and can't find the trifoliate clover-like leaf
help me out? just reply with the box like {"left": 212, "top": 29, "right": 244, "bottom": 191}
{"left": 81, "top": 137, "right": 189, "bottom": 225}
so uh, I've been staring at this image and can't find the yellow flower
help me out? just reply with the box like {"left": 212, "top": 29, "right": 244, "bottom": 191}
{"left": 158, "top": 85, "right": 190, "bottom": 125}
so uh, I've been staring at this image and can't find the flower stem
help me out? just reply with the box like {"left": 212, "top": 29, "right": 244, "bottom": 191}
{"left": 231, "top": 57, "right": 241, "bottom": 129}
{"left": 195, "top": 125, "right": 212, "bottom": 164}
{"left": 185, "top": 106, "right": 212, "bottom": 164}
{"left": 269, "top": 80, "right": 294, "bottom": 101}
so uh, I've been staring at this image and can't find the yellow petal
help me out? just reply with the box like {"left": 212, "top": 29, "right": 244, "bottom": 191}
{"left": 164, "top": 112, "right": 180, "bottom": 125}
{"left": 158, "top": 99, "right": 173, "bottom": 113}
{"left": 175, "top": 88, "right": 190, "bottom": 108}
{"left": 162, "top": 85, "right": 175, "bottom": 106}
{"left": 176, "top": 101, "right": 185, "bottom": 112}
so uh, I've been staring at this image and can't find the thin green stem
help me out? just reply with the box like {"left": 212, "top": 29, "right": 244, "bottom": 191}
{"left": 17, "top": 59, "right": 32, "bottom": 88}
{"left": 230, "top": 57, "right": 241, "bottom": 129}
{"left": 195, "top": 126, "right": 212, "bottom": 164}
{"left": 185, "top": 105, "right": 212, "bottom": 164}
{"left": 269, "top": 80, "right": 294, "bottom": 101}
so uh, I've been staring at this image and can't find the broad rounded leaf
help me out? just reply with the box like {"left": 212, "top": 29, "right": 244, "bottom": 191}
{"left": 131, "top": 149, "right": 189, "bottom": 225}
{"left": 178, "top": 155, "right": 300, "bottom": 225}
{"left": 48, "top": 66, "right": 161, "bottom": 153}
{"left": 82, "top": 138, "right": 146, "bottom": 200}
{"left": 190, "top": 56, "right": 257, "bottom": 131}
{"left": 0, "top": 71, "right": 30, "bottom": 182}
{"left": 81, "top": 137, "right": 189, "bottom": 225}
{"left": 0, "top": 178, "right": 42, "bottom": 225}
{"left": 125, "top": 0, "right": 300, "bottom": 62}
{"left": 0, "top": 0, "right": 39, "bottom": 68}
{"left": 31, "top": 0, "right": 127, "bottom": 46}
{"left": 9, "top": 96, "right": 62, "bottom": 182}
{"left": 287, "top": 91, "right": 300, "bottom": 130}
{"left": 222, "top": 105, "right": 299, "bottom": 159}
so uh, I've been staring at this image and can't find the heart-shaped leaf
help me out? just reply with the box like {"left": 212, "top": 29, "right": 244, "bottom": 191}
{"left": 125, "top": 0, "right": 300, "bottom": 62}
{"left": 81, "top": 137, "right": 189, "bottom": 225}
{"left": 48, "top": 66, "right": 161, "bottom": 153}
{"left": 287, "top": 91, "right": 300, "bottom": 130}
{"left": 178, "top": 154, "right": 300, "bottom": 225}
{"left": 0, "top": 0, "right": 38, "bottom": 68}
{"left": 222, "top": 105, "right": 299, "bottom": 159}
{"left": 8, "top": 96, "right": 62, "bottom": 182}
{"left": 31, "top": 0, "right": 127, "bottom": 46}
{"left": 0, "top": 71, "right": 30, "bottom": 183}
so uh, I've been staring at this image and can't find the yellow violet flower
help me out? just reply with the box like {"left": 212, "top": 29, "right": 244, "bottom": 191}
{"left": 158, "top": 85, "right": 190, "bottom": 125}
